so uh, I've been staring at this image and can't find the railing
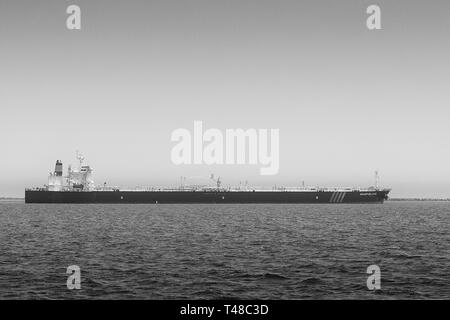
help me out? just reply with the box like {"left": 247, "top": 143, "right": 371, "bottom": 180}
{"left": 26, "top": 186, "right": 387, "bottom": 193}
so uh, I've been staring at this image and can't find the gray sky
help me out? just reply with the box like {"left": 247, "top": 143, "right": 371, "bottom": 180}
{"left": 1, "top": 0, "right": 450, "bottom": 198}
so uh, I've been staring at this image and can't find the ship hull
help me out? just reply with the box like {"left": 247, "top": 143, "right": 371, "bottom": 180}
{"left": 25, "top": 190, "right": 389, "bottom": 204}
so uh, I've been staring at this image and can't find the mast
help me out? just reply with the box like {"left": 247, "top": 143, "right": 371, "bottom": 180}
{"left": 375, "top": 171, "right": 379, "bottom": 189}
{"left": 210, "top": 174, "right": 222, "bottom": 189}
{"left": 76, "top": 150, "right": 85, "bottom": 168}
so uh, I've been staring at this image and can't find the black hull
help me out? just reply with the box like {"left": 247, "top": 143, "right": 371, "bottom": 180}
{"left": 25, "top": 190, "right": 389, "bottom": 204}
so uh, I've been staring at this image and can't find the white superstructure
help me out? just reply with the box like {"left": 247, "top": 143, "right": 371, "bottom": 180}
{"left": 46, "top": 152, "right": 95, "bottom": 191}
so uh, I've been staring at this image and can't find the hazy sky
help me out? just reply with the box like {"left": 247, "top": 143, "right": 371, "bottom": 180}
{"left": 1, "top": 0, "right": 449, "bottom": 197}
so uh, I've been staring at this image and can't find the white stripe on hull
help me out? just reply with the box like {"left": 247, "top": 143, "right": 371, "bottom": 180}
{"left": 329, "top": 191, "right": 347, "bottom": 203}
{"left": 329, "top": 192, "right": 337, "bottom": 203}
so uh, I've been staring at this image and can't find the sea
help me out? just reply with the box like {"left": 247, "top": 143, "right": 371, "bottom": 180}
{"left": 0, "top": 201, "right": 448, "bottom": 299}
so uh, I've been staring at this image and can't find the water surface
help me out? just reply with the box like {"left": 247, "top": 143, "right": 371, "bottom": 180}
{"left": 0, "top": 201, "right": 448, "bottom": 299}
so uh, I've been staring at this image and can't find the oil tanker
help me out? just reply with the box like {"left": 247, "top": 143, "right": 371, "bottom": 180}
{"left": 25, "top": 154, "right": 390, "bottom": 204}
